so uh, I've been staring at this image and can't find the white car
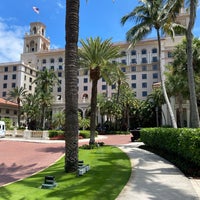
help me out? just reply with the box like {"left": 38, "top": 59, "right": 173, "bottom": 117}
{"left": 0, "top": 121, "right": 6, "bottom": 138}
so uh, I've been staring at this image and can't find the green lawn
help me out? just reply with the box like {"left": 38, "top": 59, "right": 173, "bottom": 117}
{"left": 0, "top": 146, "right": 131, "bottom": 200}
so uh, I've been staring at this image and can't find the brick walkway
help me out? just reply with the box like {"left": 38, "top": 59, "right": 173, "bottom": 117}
{"left": 0, "top": 134, "right": 131, "bottom": 187}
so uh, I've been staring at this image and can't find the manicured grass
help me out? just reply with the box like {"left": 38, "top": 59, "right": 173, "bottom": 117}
{"left": 0, "top": 146, "right": 131, "bottom": 200}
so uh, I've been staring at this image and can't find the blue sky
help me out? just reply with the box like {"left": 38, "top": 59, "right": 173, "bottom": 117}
{"left": 0, "top": 0, "right": 199, "bottom": 63}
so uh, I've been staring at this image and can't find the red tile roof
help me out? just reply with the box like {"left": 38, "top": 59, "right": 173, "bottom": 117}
{"left": 0, "top": 98, "right": 18, "bottom": 107}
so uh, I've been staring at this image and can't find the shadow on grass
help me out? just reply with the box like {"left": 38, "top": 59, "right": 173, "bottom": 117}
{"left": 0, "top": 146, "right": 131, "bottom": 200}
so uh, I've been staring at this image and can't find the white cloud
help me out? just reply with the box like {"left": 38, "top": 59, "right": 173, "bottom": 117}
{"left": 0, "top": 18, "right": 28, "bottom": 63}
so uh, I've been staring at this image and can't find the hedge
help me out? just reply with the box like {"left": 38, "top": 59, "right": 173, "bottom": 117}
{"left": 140, "top": 128, "right": 200, "bottom": 166}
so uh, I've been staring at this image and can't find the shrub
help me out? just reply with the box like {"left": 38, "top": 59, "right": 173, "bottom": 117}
{"left": 79, "top": 130, "right": 98, "bottom": 138}
{"left": 49, "top": 130, "right": 64, "bottom": 138}
{"left": 141, "top": 128, "right": 200, "bottom": 166}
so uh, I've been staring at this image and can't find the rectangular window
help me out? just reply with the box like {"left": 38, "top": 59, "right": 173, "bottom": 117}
{"left": 29, "top": 77, "right": 32, "bottom": 83}
{"left": 83, "top": 86, "right": 88, "bottom": 91}
{"left": 57, "top": 87, "right": 61, "bottom": 92}
{"left": 168, "top": 52, "right": 173, "bottom": 58}
{"left": 131, "top": 83, "right": 136, "bottom": 88}
{"left": 84, "top": 78, "right": 88, "bottom": 83}
{"left": 152, "top": 65, "right": 158, "bottom": 70}
{"left": 121, "top": 67, "right": 126, "bottom": 72}
{"left": 58, "top": 65, "right": 63, "bottom": 70}
{"left": 13, "top": 66, "right": 17, "bottom": 71}
{"left": 152, "top": 56, "right": 158, "bottom": 62}
{"left": 102, "top": 78, "right": 105, "bottom": 82}
{"left": 131, "top": 59, "right": 137, "bottom": 64}
{"left": 102, "top": 85, "right": 107, "bottom": 90}
{"left": 50, "top": 66, "right": 54, "bottom": 70}
{"left": 58, "top": 72, "right": 62, "bottom": 77}
{"left": 131, "top": 75, "right": 136, "bottom": 80}
{"left": 131, "top": 66, "right": 136, "bottom": 71}
{"left": 29, "top": 85, "right": 32, "bottom": 90}
{"left": 12, "top": 83, "right": 16, "bottom": 88}
{"left": 153, "top": 73, "right": 158, "bottom": 79}
{"left": 3, "top": 83, "right": 7, "bottom": 88}
{"left": 142, "top": 91, "right": 148, "bottom": 97}
{"left": 142, "top": 74, "right": 147, "bottom": 79}
{"left": 141, "top": 57, "right": 147, "bottom": 63}
{"left": 4, "top": 67, "right": 8, "bottom": 72}
{"left": 12, "top": 74, "right": 16, "bottom": 79}
{"left": 121, "top": 59, "right": 127, "bottom": 64}
{"left": 112, "top": 84, "right": 116, "bottom": 89}
{"left": 142, "top": 66, "right": 147, "bottom": 71}
{"left": 142, "top": 82, "right": 147, "bottom": 88}
{"left": 2, "top": 92, "right": 6, "bottom": 97}
{"left": 4, "top": 75, "right": 8, "bottom": 80}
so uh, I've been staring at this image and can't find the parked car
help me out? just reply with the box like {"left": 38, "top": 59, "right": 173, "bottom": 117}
{"left": 0, "top": 121, "right": 6, "bottom": 137}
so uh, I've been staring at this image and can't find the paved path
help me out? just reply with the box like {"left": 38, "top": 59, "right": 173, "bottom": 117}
{"left": 116, "top": 143, "right": 200, "bottom": 200}
{"left": 0, "top": 135, "right": 199, "bottom": 200}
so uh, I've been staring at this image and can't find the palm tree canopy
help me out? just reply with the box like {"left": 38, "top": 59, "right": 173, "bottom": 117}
{"left": 33, "top": 69, "right": 59, "bottom": 94}
{"left": 8, "top": 87, "right": 27, "bottom": 104}
{"left": 79, "top": 37, "right": 121, "bottom": 80}
{"left": 121, "top": 0, "right": 185, "bottom": 45}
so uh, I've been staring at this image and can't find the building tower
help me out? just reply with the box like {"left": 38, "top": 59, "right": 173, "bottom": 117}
{"left": 21, "top": 22, "right": 50, "bottom": 68}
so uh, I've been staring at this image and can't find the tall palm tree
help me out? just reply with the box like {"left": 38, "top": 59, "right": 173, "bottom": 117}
{"left": 121, "top": 0, "right": 186, "bottom": 128}
{"left": 186, "top": 0, "right": 200, "bottom": 127}
{"left": 79, "top": 37, "right": 121, "bottom": 144}
{"left": 65, "top": 0, "right": 80, "bottom": 172}
{"left": 33, "top": 69, "right": 59, "bottom": 129}
{"left": 8, "top": 87, "right": 27, "bottom": 128}
{"left": 165, "top": 38, "right": 200, "bottom": 127}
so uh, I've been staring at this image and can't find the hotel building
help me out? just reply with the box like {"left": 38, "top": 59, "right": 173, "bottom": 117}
{"left": 0, "top": 9, "right": 189, "bottom": 127}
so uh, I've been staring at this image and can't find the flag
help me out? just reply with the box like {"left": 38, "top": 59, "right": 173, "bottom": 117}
{"left": 33, "top": 6, "right": 39, "bottom": 14}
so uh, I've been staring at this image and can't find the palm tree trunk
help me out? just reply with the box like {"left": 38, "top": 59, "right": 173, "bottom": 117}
{"left": 64, "top": 0, "right": 79, "bottom": 172}
{"left": 89, "top": 79, "right": 98, "bottom": 145}
{"left": 186, "top": 0, "right": 200, "bottom": 127}
{"left": 17, "top": 98, "right": 21, "bottom": 128}
{"left": 156, "top": 29, "right": 177, "bottom": 128}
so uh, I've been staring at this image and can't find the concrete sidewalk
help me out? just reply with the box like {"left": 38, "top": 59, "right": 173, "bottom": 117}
{"left": 116, "top": 143, "right": 200, "bottom": 200}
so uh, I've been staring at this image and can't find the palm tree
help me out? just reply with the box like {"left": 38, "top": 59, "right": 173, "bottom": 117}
{"left": 186, "top": 0, "right": 200, "bottom": 127}
{"left": 8, "top": 87, "right": 27, "bottom": 128}
{"left": 33, "top": 69, "right": 59, "bottom": 129}
{"left": 165, "top": 38, "right": 200, "bottom": 127}
{"left": 121, "top": 0, "right": 186, "bottom": 128}
{"left": 64, "top": 0, "right": 80, "bottom": 172}
{"left": 52, "top": 111, "right": 65, "bottom": 129}
{"left": 79, "top": 37, "right": 121, "bottom": 144}
{"left": 22, "top": 93, "right": 40, "bottom": 129}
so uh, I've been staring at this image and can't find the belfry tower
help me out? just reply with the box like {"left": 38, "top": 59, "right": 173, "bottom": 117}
{"left": 21, "top": 22, "right": 50, "bottom": 68}
{"left": 23, "top": 22, "right": 50, "bottom": 53}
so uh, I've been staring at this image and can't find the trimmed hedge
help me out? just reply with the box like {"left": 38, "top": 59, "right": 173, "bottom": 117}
{"left": 48, "top": 130, "right": 98, "bottom": 139}
{"left": 141, "top": 128, "right": 200, "bottom": 166}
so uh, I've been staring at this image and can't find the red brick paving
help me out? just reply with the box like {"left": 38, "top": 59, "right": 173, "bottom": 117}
{"left": 0, "top": 134, "right": 131, "bottom": 187}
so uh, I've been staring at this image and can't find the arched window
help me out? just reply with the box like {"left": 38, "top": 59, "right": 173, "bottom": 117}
{"left": 50, "top": 58, "right": 54, "bottom": 63}
{"left": 58, "top": 57, "right": 63, "bottom": 62}
{"left": 33, "top": 27, "right": 37, "bottom": 34}
{"left": 30, "top": 41, "right": 35, "bottom": 52}
{"left": 141, "top": 49, "right": 147, "bottom": 54}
